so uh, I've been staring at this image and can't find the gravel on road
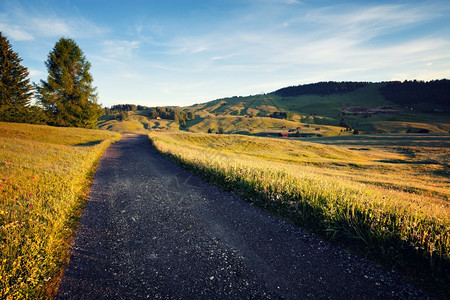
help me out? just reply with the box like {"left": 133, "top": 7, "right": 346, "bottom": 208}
{"left": 57, "top": 134, "right": 431, "bottom": 299}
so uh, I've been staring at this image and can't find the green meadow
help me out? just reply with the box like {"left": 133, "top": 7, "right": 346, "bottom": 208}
{"left": 0, "top": 122, "right": 120, "bottom": 299}
{"left": 149, "top": 131, "right": 449, "bottom": 293}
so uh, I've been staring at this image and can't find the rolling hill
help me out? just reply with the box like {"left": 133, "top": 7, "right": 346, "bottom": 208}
{"left": 99, "top": 80, "right": 450, "bottom": 136}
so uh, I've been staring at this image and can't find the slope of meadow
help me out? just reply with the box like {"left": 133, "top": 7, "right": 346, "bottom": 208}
{"left": 149, "top": 131, "right": 449, "bottom": 294}
{"left": 183, "top": 82, "right": 449, "bottom": 134}
{"left": 0, "top": 122, "right": 120, "bottom": 299}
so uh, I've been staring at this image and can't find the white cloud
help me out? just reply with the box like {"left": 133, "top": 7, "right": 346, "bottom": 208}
{"left": 303, "top": 4, "right": 436, "bottom": 37}
{"left": 0, "top": 22, "right": 34, "bottom": 41}
{"left": 102, "top": 40, "right": 140, "bottom": 58}
{"left": 0, "top": 5, "right": 108, "bottom": 40}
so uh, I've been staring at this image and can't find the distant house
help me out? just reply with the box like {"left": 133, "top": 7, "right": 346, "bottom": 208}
{"left": 297, "top": 127, "right": 301, "bottom": 130}
{"left": 278, "top": 132, "right": 288, "bottom": 138}
{"left": 315, "top": 127, "right": 321, "bottom": 131}
{"left": 156, "top": 116, "right": 161, "bottom": 120}
{"left": 281, "top": 126, "right": 287, "bottom": 129}
{"left": 288, "top": 129, "right": 295, "bottom": 132}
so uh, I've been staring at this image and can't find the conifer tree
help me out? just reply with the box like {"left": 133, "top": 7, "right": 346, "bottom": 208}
{"left": 0, "top": 31, "right": 34, "bottom": 122}
{"left": 35, "top": 38, "right": 102, "bottom": 128}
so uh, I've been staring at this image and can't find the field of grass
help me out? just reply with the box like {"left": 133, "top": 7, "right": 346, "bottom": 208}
{"left": 149, "top": 131, "right": 449, "bottom": 294}
{"left": 0, "top": 122, "right": 120, "bottom": 299}
{"left": 185, "top": 115, "right": 344, "bottom": 136}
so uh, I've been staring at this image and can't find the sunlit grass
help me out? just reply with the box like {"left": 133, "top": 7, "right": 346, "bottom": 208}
{"left": 149, "top": 131, "right": 449, "bottom": 292}
{"left": 0, "top": 122, "right": 120, "bottom": 299}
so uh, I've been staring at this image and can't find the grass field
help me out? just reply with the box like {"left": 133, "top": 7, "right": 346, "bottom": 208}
{"left": 149, "top": 131, "right": 449, "bottom": 295}
{"left": 0, "top": 122, "right": 120, "bottom": 299}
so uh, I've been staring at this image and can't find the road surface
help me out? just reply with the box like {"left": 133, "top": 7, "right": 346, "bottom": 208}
{"left": 57, "top": 134, "right": 428, "bottom": 299}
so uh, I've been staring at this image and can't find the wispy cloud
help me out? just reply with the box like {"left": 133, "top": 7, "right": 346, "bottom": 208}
{"left": 0, "top": 4, "right": 107, "bottom": 40}
{"left": 0, "top": 22, "right": 34, "bottom": 41}
{"left": 162, "top": 3, "right": 447, "bottom": 71}
{"left": 101, "top": 40, "right": 141, "bottom": 58}
{"left": 301, "top": 4, "right": 437, "bottom": 42}
{"left": 27, "top": 16, "right": 106, "bottom": 38}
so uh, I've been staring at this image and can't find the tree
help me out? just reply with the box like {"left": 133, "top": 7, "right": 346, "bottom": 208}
{"left": 35, "top": 38, "right": 102, "bottom": 128}
{"left": 0, "top": 32, "right": 34, "bottom": 123}
{"left": 218, "top": 126, "right": 224, "bottom": 134}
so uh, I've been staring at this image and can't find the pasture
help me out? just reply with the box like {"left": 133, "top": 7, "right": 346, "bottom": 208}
{"left": 0, "top": 122, "right": 120, "bottom": 299}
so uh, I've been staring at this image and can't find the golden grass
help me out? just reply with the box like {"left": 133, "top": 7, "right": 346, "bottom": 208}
{"left": 149, "top": 131, "right": 449, "bottom": 291}
{"left": 0, "top": 122, "right": 120, "bottom": 299}
{"left": 97, "top": 112, "right": 178, "bottom": 133}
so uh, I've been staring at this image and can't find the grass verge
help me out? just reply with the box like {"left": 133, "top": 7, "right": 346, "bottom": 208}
{"left": 149, "top": 131, "right": 449, "bottom": 297}
{"left": 0, "top": 122, "right": 120, "bottom": 299}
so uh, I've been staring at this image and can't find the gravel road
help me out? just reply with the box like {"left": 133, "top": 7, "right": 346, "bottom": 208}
{"left": 57, "top": 134, "right": 430, "bottom": 299}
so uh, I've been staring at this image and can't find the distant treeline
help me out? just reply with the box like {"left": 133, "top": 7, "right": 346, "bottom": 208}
{"left": 272, "top": 81, "right": 368, "bottom": 97}
{"left": 104, "top": 104, "right": 194, "bottom": 126}
{"left": 147, "top": 107, "right": 194, "bottom": 126}
{"left": 379, "top": 79, "right": 450, "bottom": 107}
{"left": 104, "top": 104, "right": 149, "bottom": 114}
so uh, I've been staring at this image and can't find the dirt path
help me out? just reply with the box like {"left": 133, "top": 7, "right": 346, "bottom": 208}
{"left": 57, "top": 134, "right": 429, "bottom": 299}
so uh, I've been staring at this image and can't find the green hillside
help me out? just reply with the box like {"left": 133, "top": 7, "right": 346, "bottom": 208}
{"left": 100, "top": 81, "right": 450, "bottom": 136}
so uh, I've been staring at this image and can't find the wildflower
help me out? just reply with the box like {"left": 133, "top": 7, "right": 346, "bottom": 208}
{"left": 29, "top": 192, "right": 33, "bottom": 196}
{"left": 3, "top": 161, "right": 11, "bottom": 165}
{"left": 29, "top": 204, "right": 33, "bottom": 208}
{"left": 0, "top": 184, "right": 2, "bottom": 188}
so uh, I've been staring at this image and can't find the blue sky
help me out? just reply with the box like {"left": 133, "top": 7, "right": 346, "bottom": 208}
{"left": 1, "top": 0, "right": 449, "bottom": 107}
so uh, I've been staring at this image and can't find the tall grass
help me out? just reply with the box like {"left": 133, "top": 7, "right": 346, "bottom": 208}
{"left": 0, "top": 122, "right": 120, "bottom": 299}
{"left": 149, "top": 131, "right": 449, "bottom": 293}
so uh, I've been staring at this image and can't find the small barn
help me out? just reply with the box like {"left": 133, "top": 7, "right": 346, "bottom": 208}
{"left": 278, "top": 132, "right": 288, "bottom": 138}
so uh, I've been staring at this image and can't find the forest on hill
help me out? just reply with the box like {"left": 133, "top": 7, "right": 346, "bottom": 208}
{"left": 272, "top": 80, "right": 450, "bottom": 108}
{"left": 380, "top": 79, "right": 450, "bottom": 107}
{"left": 272, "top": 81, "right": 369, "bottom": 97}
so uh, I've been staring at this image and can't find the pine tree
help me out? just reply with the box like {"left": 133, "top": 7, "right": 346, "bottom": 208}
{"left": 0, "top": 31, "right": 34, "bottom": 123}
{"left": 35, "top": 38, "right": 102, "bottom": 128}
